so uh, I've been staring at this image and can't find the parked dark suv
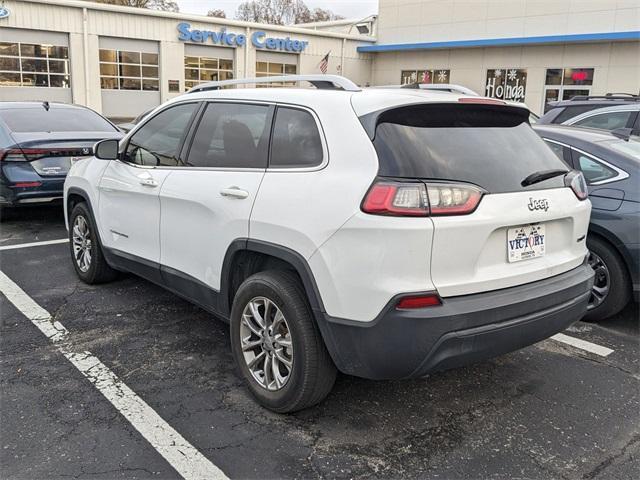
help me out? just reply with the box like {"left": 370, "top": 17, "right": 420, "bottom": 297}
{"left": 538, "top": 93, "right": 640, "bottom": 125}
{"left": 0, "top": 102, "right": 122, "bottom": 215}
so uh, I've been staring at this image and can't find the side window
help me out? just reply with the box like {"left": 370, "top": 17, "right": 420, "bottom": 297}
{"left": 186, "top": 103, "right": 270, "bottom": 168}
{"left": 573, "top": 111, "right": 632, "bottom": 131}
{"left": 575, "top": 153, "right": 617, "bottom": 184}
{"left": 543, "top": 140, "right": 571, "bottom": 166}
{"left": 270, "top": 107, "right": 323, "bottom": 168}
{"left": 124, "top": 103, "right": 197, "bottom": 166}
{"left": 554, "top": 105, "right": 596, "bottom": 124}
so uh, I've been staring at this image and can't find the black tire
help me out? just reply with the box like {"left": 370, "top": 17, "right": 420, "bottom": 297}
{"left": 583, "top": 235, "right": 631, "bottom": 322}
{"left": 230, "top": 270, "right": 336, "bottom": 413}
{"left": 68, "top": 202, "right": 117, "bottom": 284}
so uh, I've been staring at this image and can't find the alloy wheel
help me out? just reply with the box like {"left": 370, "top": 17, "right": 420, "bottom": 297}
{"left": 72, "top": 215, "right": 92, "bottom": 273}
{"left": 587, "top": 251, "right": 610, "bottom": 310}
{"left": 239, "top": 296, "right": 293, "bottom": 391}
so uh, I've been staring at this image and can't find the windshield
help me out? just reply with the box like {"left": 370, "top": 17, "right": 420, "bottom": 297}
{"left": 0, "top": 107, "right": 116, "bottom": 133}
{"left": 371, "top": 104, "right": 569, "bottom": 193}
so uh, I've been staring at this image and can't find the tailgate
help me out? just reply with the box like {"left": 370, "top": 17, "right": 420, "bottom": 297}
{"left": 430, "top": 187, "right": 591, "bottom": 297}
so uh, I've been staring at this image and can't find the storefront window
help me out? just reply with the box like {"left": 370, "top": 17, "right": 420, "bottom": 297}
{"left": 256, "top": 61, "right": 297, "bottom": 87}
{"left": 184, "top": 55, "right": 233, "bottom": 91}
{"left": 543, "top": 68, "right": 594, "bottom": 111}
{"left": 0, "top": 41, "right": 70, "bottom": 88}
{"left": 100, "top": 49, "right": 159, "bottom": 91}
{"left": 400, "top": 69, "right": 450, "bottom": 85}
{"left": 485, "top": 68, "right": 527, "bottom": 102}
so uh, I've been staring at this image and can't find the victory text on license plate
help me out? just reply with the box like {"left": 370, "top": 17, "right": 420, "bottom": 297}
{"left": 507, "top": 224, "right": 545, "bottom": 263}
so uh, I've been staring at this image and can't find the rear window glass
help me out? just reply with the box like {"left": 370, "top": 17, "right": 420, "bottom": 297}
{"left": 0, "top": 107, "right": 116, "bottom": 133}
{"left": 371, "top": 104, "right": 569, "bottom": 193}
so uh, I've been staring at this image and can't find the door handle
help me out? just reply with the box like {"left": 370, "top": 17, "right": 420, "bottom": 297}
{"left": 138, "top": 177, "right": 159, "bottom": 187}
{"left": 220, "top": 187, "right": 249, "bottom": 199}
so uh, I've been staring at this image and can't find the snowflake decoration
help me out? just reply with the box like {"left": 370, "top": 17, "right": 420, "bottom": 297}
{"left": 437, "top": 70, "right": 448, "bottom": 82}
{"left": 507, "top": 69, "right": 517, "bottom": 81}
{"left": 494, "top": 69, "right": 502, "bottom": 77}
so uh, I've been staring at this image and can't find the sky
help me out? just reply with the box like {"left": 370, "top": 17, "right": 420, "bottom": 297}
{"left": 176, "top": 1, "right": 379, "bottom": 20}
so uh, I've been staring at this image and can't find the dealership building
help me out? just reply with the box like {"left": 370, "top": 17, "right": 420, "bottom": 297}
{"left": 0, "top": 0, "right": 638, "bottom": 118}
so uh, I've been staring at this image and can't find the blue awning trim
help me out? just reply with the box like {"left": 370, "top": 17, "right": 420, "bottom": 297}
{"left": 357, "top": 31, "right": 640, "bottom": 53}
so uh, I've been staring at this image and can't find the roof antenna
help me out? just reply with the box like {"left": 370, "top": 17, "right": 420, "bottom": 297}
{"left": 43, "top": 101, "right": 50, "bottom": 111}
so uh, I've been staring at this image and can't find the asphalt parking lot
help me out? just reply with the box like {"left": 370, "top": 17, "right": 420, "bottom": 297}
{"left": 1, "top": 206, "right": 639, "bottom": 480}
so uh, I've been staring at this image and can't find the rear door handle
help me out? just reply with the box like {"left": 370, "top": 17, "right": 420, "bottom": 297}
{"left": 220, "top": 187, "right": 249, "bottom": 199}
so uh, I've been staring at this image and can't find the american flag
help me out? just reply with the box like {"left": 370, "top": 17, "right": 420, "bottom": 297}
{"left": 318, "top": 52, "right": 330, "bottom": 74}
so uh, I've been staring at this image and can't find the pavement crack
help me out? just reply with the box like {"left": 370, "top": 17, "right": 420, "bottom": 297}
{"left": 582, "top": 434, "right": 640, "bottom": 479}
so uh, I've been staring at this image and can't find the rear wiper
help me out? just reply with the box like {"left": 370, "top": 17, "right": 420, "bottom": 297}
{"left": 521, "top": 169, "right": 568, "bottom": 187}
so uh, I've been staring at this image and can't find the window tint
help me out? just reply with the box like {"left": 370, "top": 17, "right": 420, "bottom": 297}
{"left": 371, "top": 104, "right": 569, "bottom": 193}
{"left": 554, "top": 105, "right": 598, "bottom": 124}
{"left": 543, "top": 140, "right": 570, "bottom": 165}
{"left": 576, "top": 154, "right": 618, "bottom": 184}
{"left": 186, "top": 103, "right": 270, "bottom": 168}
{"left": 0, "top": 107, "right": 115, "bottom": 132}
{"left": 573, "top": 111, "right": 633, "bottom": 131}
{"left": 270, "top": 107, "right": 323, "bottom": 168}
{"left": 124, "top": 103, "right": 197, "bottom": 167}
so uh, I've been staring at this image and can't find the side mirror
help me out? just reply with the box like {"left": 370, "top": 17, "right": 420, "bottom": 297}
{"left": 94, "top": 139, "right": 119, "bottom": 160}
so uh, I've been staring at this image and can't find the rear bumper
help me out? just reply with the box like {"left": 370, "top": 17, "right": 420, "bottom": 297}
{"left": 0, "top": 178, "right": 64, "bottom": 207}
{"left": 318, "top": 261, "right": 594, "bottom": 380}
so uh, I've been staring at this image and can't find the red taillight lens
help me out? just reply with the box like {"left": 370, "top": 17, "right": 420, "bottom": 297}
{"left": 362, "top": 181, "right": 429, "bottom": 216}
{"left": 565, "top": 170, "right": 588, "bottom": 201}
{"left": 0, "top": 149, "right": 28, "bottom": 162}
{"left": 426, "top": 183, "right": 484, "bottom": 215}
{"left": 396, "top": 293, "right": 442, "bottom": 309}
{"left": 362, "top": 180, "right": 485, "bottom": 217}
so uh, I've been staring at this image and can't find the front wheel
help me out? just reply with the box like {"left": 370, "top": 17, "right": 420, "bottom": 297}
{"left": 69, "top": 202, "right": 117, "bottom": 284}
{"left": 583, "top": 236, "right": 631, "bottom": 322}
{"left": 230, "top": 270, "right": 336, "bottom": 413}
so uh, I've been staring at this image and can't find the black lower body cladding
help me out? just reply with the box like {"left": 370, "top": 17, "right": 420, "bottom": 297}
{"left": 317, "top": 261, "right": 594, "bottom": 380}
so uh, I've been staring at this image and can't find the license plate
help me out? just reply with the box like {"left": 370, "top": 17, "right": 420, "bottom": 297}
{"left": 507, "top": 224, "right": 546, "bottom": 263}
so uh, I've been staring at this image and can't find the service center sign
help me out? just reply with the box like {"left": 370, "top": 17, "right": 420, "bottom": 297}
{"left": 177, "top": 22, "right": 309, "bottom": 53}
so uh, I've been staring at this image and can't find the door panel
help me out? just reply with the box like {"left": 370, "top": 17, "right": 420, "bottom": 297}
{"left": 159, "top": 101, "right": 273, "bottom": 292}
{"left": 98, "top": 161, "right": 171, "bottom": 263}
{"left": 97, "top": 102, "right": 201, "bottom": 267}
{"left": 159, "top": 171, "right": 265, "bottom": 290}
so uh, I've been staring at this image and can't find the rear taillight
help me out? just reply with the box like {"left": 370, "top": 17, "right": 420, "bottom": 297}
{"left": 565, "top": 170, "right": 588, "bottom": 201}
{"left": 426, "top": 183, "right": 485, "bottom": 216}
{"left": 361, "top": 179, "right": 484, "bottom": 217}
{"left": 0, "top": 149, "right": 28, "bottom": 162}
{"left": 396, "top": 293, "right": 442, "bottom": 309}
{"left": 0, "top": 148, "right": 90, "bottom": 162}
{"left": 361, "top": 181, "right": 429, "bottom": 216}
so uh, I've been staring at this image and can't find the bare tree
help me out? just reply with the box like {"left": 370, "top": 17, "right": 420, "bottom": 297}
{"left": 235, "top": 0, "right": 343, "bottom": 25}
{"left": 207, "top": 9, "right": 227, "bottom": 18}
{"left": 93, "top": 1, "right": 179, "bottom": 13}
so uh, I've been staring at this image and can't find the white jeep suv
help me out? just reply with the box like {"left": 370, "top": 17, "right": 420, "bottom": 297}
{"left": 64, "top": 75, "right": 594, "bottom": 413}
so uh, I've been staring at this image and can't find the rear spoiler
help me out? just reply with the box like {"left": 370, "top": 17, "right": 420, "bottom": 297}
{"left": 358, "top": 99, "right": 530, "bottom": 140}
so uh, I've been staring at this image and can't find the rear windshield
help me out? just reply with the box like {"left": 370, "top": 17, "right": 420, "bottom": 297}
{"left": 0, "top": 107, "right": 116, "bottom": 133}
{"left": 370, "top": 104, "right": 569, "bottom": 193}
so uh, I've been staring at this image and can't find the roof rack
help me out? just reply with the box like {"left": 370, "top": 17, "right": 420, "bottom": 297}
{"left": 187, "top": 75, "right": 361, "bottom": 93}
{"left": 401, "top": 83, "right": 480, "bottom": 96}
{"left": 569, "top": 93, "right": 640, "bottom": 101}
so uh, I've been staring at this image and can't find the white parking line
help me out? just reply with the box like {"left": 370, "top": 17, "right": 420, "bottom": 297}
{"left": 0, "top": 238, "right": 69, "bottom": 251}
{"left": 0, "top": 270, "right": 229, "bottom": 480}
{"left": 551, "top": 333, "right": 614, "bottom": 357}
